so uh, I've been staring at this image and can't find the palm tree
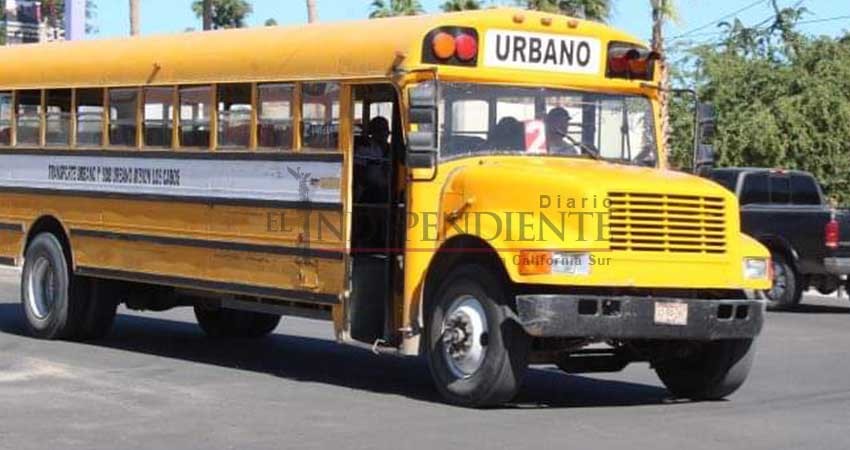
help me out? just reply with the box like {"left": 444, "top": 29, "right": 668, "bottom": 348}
{"left": 129, "top": 0, "right": 140, "bottom": 36}
{"left": 203, "top": 0, "right": 213, "bottom": 30}
{"left": 306, "top": 0, "right": 319, "bottom": 23}
{"left": 650, "top": 0, "right": 678, "bottom": 153}
{"left": 192, "top": 0, "right": 253, "bottom": 30}
{"left": 369, "top": 0, "right": 424, "bottom": 19}
{"left": 441, "top": 0, "right": 481, "bottom": 12}
{"left": 518, "top": 0, "right": 612, "bottom": 22}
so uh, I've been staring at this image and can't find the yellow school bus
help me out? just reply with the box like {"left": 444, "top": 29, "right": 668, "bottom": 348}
{"left": 0, "top": 8, "right": 771, "bottom": 407}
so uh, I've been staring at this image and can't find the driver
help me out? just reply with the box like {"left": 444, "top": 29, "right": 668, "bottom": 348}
{"left": 545, "top": 107, "right": 579, "bottom": 156}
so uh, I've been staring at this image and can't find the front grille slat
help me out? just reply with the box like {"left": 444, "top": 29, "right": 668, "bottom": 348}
{"left": 607, "top": 192, "right": 729, "bottom": 254}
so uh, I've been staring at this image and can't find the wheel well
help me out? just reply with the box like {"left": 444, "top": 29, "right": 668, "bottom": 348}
{"left": 422, "top": 235, "right": 512, "bottom": 317}
{"left": 24, "top": 216, "right": 73, "bottom": 269}
{"left": 759, "top": 237, "right": 798, "bottom": 273}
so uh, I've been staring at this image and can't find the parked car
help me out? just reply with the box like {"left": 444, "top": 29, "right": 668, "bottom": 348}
{"left": 709, "top": 168, "right": 850, "bottom": 309}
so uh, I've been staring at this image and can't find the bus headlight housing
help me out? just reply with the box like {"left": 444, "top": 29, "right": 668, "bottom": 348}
{"left": 743, "top": 258, "right": 770, "bottom": 280}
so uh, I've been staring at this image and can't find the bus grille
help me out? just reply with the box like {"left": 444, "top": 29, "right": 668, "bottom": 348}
{"left": 607, "top": 192, "right": 728, "bottom": 254}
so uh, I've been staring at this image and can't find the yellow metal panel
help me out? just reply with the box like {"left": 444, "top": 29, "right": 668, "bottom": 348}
{"left": 0, "top": 9, "right": 645, "bottom": 91}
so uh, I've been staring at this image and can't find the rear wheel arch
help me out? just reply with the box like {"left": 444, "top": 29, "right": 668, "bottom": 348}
{"left": 24, "top": 216, "right": 73, "bottom": 270}
{"left": 757, "top": 236, "right": 799, "bottom": 271}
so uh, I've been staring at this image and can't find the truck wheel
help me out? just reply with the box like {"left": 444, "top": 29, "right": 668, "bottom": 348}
{"left": 655, "top": 339, "right": 756, "bottom": 400}
{"left": 194, "top": 306, "right": 281, "bottom": 338}
{"left": 765, "top": 253, "right": 801, "bottom": 310}
{"left": 425, "top": 265, "right": 530, "bottom": 407}
{"left": 21, "top": 233, "right": 88, "bottom": 340}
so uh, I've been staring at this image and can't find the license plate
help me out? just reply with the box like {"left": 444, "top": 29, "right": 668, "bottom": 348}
{"left": 654, "top": 302, "right": 688, "bottom": 326}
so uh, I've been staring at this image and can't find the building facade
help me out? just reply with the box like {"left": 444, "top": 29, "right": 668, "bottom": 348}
{"left": 2, "top": 0, "right": 64, "bottom": 44}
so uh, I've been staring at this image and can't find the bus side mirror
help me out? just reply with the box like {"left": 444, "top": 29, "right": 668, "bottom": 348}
{"left": 407, "top": 81, "right": 438, "bottom": 171}
{"left": 694, "top": 103, "right": 717, "bottom": 176}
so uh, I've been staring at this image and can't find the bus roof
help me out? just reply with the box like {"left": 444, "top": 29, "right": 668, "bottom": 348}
{"left": 0, "top": 8, "right": 646, "bottom": 90}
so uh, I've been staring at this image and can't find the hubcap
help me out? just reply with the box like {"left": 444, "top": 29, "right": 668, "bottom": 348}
{"left": 441, "top": 295, "right": 489, "bottom": 378}
{"left": 27, "top": 256, "right": 58, "bottom": 320}
{"left": 768, "top": 260, "right": 787, "bottom": 302}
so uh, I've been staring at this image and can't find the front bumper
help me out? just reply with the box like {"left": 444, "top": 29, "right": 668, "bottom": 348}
{"left": 824, "top": 257, "right": 850, "bottom": 275}
{"left": 516, "top": 295, "right": 765, "bottom": 340}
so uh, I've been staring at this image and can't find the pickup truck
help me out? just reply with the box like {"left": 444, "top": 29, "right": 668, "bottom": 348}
{"left": 709, "top": 168, "right": 850, "bottom": 309}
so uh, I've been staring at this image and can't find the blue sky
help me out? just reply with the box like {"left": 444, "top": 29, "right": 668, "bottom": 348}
{"left": 89, "top": 0, "right": 849, "bottom": 43}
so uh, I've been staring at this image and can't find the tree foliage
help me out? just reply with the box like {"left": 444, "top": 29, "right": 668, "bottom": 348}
{"left": 40, "top": 0, "right": 98, "bottom": 34}
{"left": 441, "top": 0, "right": 481, "bottom": 12}
{"left": 668, "top": 3, "right": 850, "bottom": 204}
{"left": 515, "top": 0, "right": 612, "bottom": 22}
{"left": 191, "top": 0, "right": 253, "bottom": 29}
{"left": 369, "top": 0, "right": 424, "bottom": 18}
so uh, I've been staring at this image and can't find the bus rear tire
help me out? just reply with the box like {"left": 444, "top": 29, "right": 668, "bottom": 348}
{"left": 425, "top": 265, "right": 530, "bottom": 408}
{"left": 655, "top": 339, "right": 756, "bottom": 400}
{"left": 193, "top": 306, "right": 281, "bottom": 338}
{"left": 21, "top": 233, "right": 88, "bottom": 340}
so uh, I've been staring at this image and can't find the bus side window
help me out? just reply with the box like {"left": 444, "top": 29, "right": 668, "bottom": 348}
{"left": 15, "top": 90, "right": 42, "bottom": 146}
{"left": 258, "top": 83, "right": 294, "bottom": 150}
{"left": 0, "top": 92, "right": 11, "bottom": 146}
{"left": 109, "top": 88, "right": 139, "bottom": 147}
{"left": 143, "top": 87, "right": 174, "bottom": 148}
{"left": 76, "top": 89, "right": 104, "bottom": 147}
{"left": 45, "top": 89, "right": 72, "bottom": 147}
{"left": 179, "top": 86, "right": 212, "bottom": 149}
{"left": 217, "top": 83, "right": 252, "bottom": 149}
{"left": 301, "top": 82, "right": 340, "bottom": 151}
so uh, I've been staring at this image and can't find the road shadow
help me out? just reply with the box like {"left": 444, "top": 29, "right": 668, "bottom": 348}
{"left": 0, "top": 302, "right": 671, "bottom": 409}
{"left": 773, "top": 303, "right": 850, "bottom": 315}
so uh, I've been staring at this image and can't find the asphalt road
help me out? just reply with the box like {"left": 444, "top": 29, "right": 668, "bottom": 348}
{"left": 1, "top": 266, "right": 849, "bottom": 450}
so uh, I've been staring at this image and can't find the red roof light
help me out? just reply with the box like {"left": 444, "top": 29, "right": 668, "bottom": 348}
{"left": 455, "top": 34, "right": 478, "bottom": 62}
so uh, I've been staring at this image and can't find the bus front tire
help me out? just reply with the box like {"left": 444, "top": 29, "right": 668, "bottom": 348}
{"left": 21, "top": 233, "right": 88, "bottom": 340}
{"left": 193, "top": 306, "right": 281, "bottom": 338}
{"left": 655, "top": 339, "right": 756, "bottom": 400}
{"left": 425, "top": 265, "right": 530, "bottom": 408}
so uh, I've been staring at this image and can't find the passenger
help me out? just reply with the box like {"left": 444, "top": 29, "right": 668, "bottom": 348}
{"left": 545, "top": 107, "right": 579, "bottom": 156}
{"left": 488, "top": 117, "right": 525, "bottom": 151}
{"left": 355, "top": 116, "right": 391, "bottom": 202}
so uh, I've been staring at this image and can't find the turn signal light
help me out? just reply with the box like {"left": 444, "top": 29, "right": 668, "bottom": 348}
{"left": 517, "top": 251, "right": 553, "bottom": 276}
{"left": 432, "top": 32, "right": 456, "bottom": 60}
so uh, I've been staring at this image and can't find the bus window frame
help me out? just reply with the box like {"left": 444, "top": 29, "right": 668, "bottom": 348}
{"left": 0, "top": 91, "right": 13, "bottom": 147}
{"left": 216, "top": 82, "right": 254, "bottom": 151}
{"left": 178, "top": 84, "right": 214, "bottom": 151}
{"left": 256, "top": 82, "right": 297, "bottom": 152}
{"left": 14, "top": 89, "right": 44, "bottom": 148}
{"left": 107, "top": 87, "right": 141, "bottom": 149}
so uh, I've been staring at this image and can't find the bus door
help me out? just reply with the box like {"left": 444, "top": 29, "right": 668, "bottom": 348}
{"left": 347, "top": 84, "right": 404, "bottom": 345}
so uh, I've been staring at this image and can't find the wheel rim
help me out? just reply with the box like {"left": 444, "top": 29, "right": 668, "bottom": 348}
{"left": 27, "top": 256, "right": 58, "bottom": 320}
{"left": 440, "top": 295, "right": 489, "bottom": 379}
{"left": 768, "top": 260, "right": 787, "bottom": 302}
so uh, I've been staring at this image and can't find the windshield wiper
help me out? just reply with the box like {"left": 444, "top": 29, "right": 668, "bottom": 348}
{"left": 564, "top": 135, "right": 602, "bottom": 160}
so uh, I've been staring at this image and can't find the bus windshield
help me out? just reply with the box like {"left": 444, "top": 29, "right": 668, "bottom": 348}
{"left": 440, "top": 83, "right": 658, "bottom": 167}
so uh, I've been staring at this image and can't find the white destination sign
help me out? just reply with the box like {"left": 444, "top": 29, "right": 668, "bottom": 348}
{"left": 0, "top": 154, "right": 342, "bottom": 205}
{"left": 484, "top": 30, "right": 602, "bottom": 75}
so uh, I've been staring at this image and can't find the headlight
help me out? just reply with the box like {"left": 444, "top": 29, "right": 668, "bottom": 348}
{"left": 743, "top": 258, "right": 770, "bottom": 280}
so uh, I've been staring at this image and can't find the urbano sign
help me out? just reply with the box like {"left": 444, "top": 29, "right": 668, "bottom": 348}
{"left": 484, "top": 29, "right": 602, "bottom": 75}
